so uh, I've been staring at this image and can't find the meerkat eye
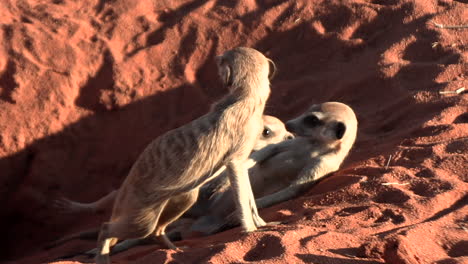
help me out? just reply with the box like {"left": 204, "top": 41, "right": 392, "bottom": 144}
{"left": 262, "top": 128, "right": 272, "bottom": 137}
{"left": 303, "top": 115, "right": 320, "bottom": 127}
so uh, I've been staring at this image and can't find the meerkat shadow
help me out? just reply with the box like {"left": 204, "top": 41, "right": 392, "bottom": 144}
{"left": 0, "top": 77, "right": 225, "bottom": 261}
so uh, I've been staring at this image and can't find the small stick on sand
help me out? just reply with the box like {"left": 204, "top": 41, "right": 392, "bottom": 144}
{"left": 439, "top": 87, "right": 465, "bottom": 95}
{"left": 431, "top": 21, "right": 468, "bottom": 29}
{"left": 381, "top": 182, "right": 409, "bottom": 186}
{"left": 384, "top": 155, "right": 392, "bottom": 170}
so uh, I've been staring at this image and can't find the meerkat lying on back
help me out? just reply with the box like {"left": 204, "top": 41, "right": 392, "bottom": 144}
{"left": 95, "top": 47, "right": 274, "bottom": 264}
{"left": 46, "top": 115, "right": 292, "bottom": 251}
{"left": 190, "top": 102, "right": 358, "bottom": 235}
{"left": 53, "top": 115, "right": 292, "bottom": 215}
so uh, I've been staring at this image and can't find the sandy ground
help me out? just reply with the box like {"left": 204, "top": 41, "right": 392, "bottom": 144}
{"left": 0, "top": 0, "right": 467, "bottom": 263}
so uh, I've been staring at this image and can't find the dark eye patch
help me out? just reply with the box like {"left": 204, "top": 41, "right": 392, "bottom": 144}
{"left": 303, "top": 115, "right": 321, "bottom": 127}
{"left": 335, "top": 122, "right": 346, "bottom": 139}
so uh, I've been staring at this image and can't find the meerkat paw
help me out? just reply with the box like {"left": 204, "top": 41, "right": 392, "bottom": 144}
{"left": 265, "top": 221, "right": 282, "bottom": 226}
{"left": 260, "top": 221, "right": 282, "bottom": 230}
{"left": 248, "top": 221, "right": 282, "bottom": 233}
{"left": 253, "top": 213, "right": 267, "bottom": 228}
{"left": 250, "top": 221, "right": 282, "bottom": 233}
{"left": 256, "top": 224, "right": 280, "bottom": 232}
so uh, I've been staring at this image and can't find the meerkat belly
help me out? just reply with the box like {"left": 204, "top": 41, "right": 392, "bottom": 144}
{"left": 252, "top": 151, "right": 307, "bottom": 197}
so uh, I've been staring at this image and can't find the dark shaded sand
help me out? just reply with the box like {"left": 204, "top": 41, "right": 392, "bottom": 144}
{"left": 1, "top": 0, "right": 466, "bottom": 263}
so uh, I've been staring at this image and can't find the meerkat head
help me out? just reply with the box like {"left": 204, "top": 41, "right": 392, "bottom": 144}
{"left": 215, "top": 47, "right": 276, "bottom": 93}
{"left": 253, "top": 115, "right": 294, "bottom": 151}
{"left": 285, "top": 102, "right": 357, "bottom": 147}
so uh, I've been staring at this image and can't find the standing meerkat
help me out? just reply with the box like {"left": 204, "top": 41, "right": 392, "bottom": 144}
{"left": 46, "top": 115, "right": 292, "bottom": 251}
{"left": 190, "top": 102, "right": 358, "bottom": 235}
{"left": 53, "top": 115, "right": 292, "bottom": 215}
{"left": 95, "top": 47, "right": 274, "bottom": 264}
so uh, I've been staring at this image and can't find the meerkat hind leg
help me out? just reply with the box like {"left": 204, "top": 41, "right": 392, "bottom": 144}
{"left": 95, "top": 202, "right": 167, "bottom": 264}
{"left": 153, "top": 189, "right": 199, "bottom": 249}
{"left": 108, "top": 189, "right": 199, "bottom": 255}
{"left": 96, "top": 223, "right": 118, "bottom": 264}
{"left": 86, "top": 191, "right": 197, "bottom": 260}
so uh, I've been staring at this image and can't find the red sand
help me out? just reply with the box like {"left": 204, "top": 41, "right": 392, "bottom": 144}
{"left": 1, "top": 0, "right": 467, "bottom": 263}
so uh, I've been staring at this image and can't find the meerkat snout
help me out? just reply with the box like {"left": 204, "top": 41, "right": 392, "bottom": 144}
{"left": 253, "top": 115, "right": 294, "bottom": 151}
{"left": 285, "top": 115, "right": 319, "bottom": 136}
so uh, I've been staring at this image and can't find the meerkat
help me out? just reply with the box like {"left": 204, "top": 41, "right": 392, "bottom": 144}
{"left": 53, "top": 115, "right": 292, "bottom": 215}
{"left": 188, "top": 101, "right": 358, "bottom": 235}
{"left": 46, "top": 115, "right": 292, "bottom": 250}
{"left": 94, "top": 47, "right": 273, "bottom": 264}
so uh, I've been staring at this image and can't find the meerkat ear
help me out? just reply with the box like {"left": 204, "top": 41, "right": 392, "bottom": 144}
{"left": 225, "top": 64, "right": 232, "bottom": 86}
{"left": 216, "top": 56, "right": 232, "bottom": 87}
{"left": 267, "top": 58, "right": 277, "bottom": 80}
{"left": 335, "top": 122, "right": 346, "bottom": 139}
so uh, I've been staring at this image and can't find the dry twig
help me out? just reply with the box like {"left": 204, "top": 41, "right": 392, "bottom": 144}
{"left": 439, "top": 87, "right": 465, "bottom": 95}
{"left": 381, "top": 182, "right": 409, "bottom": 186}
{"left": 432, "top": 21, "right": 468, "bottom": 29}
{"left": 385, "top": 155, "right": 392, "bottom": 170}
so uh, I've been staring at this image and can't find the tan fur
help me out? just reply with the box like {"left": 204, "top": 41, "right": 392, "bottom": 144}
{"left": 47, "top": 115, "right": 292, "bottom": 252}
{"left": 95, "top": 47, "right": 273, "bottom": 264}
{"left": 52, "top": 116, "right": 291, "bottom": 215}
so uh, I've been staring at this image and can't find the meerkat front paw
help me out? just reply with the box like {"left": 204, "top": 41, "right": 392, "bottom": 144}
{"left": 253, "top": 214, "right": 267, "bottom": 228}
